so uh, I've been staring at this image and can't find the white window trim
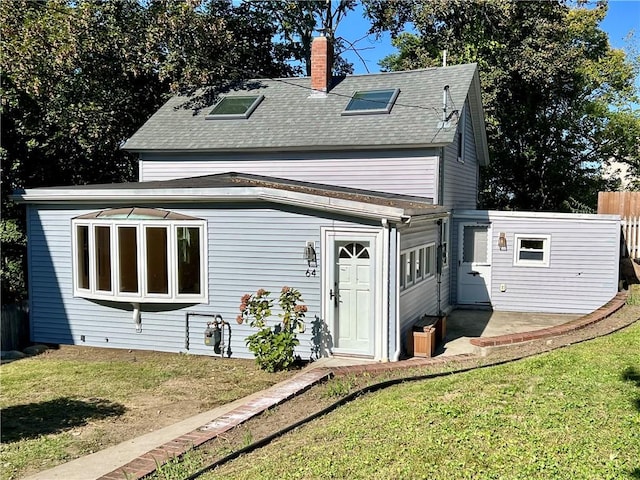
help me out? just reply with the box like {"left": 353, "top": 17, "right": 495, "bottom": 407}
{"left": 457, "top": 105, "right": 466, "bottom": 163}
{"left": 400, "top": 242, "right": 436, "bottom": 292}
{"left": 72, "top": 218, "right": 208, "bottom": 303}
{"left": 513, "top": 234, "right": 551, "bottom": 268}
{"left": 440, "top": 219, "right": 449, "bottom": 269}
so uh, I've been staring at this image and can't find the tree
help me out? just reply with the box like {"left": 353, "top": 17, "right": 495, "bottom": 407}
{"left": 0, "top": 0, "right": 292, "bottom": 303}
{"left": 244, "top": 0, "right": 358, "bottom": 75}
{"left": 375, "top": 0, "right": 640, "bottom": 210}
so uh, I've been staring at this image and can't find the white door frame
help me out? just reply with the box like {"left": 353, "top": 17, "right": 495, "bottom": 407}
{"left": 457, "top": 222, "right": 492, "bottom": 305}
{"left": 321, "top": 227, "right": 384, "bottom": 359}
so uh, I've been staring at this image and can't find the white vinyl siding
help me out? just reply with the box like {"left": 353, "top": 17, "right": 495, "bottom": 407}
{"left": 453, "top": 211, "right": 620, "bottom": 314}
{"left": 139, "top": 150, "right": 439, "bottom": 200}
{"left": 398, "top": 220, "right": 450, "bottom": 349}
{"left": 441, "top": 100, "right": 478, "bottom": 209}
{"left": 27, "top": 204, "right": 372, "bottom": 358}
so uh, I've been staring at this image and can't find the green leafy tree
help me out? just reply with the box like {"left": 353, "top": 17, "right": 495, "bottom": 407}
{"left": 244, "top": 0, "right": 358, "bottom": 75}
{"left": 375, "top": 0, "right": 640, "bottom": 210}
{"left": 0, "top": 0, "right": 292, "bottom": 303}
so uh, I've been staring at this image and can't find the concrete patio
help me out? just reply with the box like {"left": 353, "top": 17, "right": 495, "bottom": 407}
{"left": 440, "top": 309, "right": 582, "bottom": 357}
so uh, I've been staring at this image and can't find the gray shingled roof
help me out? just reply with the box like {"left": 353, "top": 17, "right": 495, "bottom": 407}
{"left": 123, "top": 64, "right": 487, "bottom": 161}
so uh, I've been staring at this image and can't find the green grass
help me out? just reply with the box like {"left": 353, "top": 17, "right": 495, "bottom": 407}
{"left": 204, "top": 322, "right": 640, "bottom": 480}
{"left": 628, "top": 284, "right": 640, "bottom": 305}
{"left": 0, "top": 349, "right": 295, "bottom": 480}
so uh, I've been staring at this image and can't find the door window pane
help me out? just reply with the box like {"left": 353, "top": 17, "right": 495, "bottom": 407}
{"left": 95, "top": 226, "right": 111, "bottom": 291}
{"left": 463, "top": 226, "right": 488, "bottom": 263}
{"left": 177, "top": 227, "right": 201, "bottom": 295}
{"left": 146, "top": 227, "right": 168, "bottom": 294}
{"left": 118, "top": 227, "right": 138, "bottom": 293}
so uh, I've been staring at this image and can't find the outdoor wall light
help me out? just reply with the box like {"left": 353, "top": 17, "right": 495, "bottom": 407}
{"left": 304, "top": 241, "right": 317, "bottom": 267}
{"left": 498, "top": 232, "right": 507, "bottom": 250}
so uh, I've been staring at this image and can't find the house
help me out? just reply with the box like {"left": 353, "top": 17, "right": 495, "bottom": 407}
{"left": 13, "top": 37, "right": 620, "bottom": 362}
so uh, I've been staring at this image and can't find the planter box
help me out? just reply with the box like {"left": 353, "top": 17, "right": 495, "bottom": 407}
{"left": 406, "top": 315, "right": 447, "bottom": 358}
{"left": 407, "top": 328, "right": 436, "bottom": 357}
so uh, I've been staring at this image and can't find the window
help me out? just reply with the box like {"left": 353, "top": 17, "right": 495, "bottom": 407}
{"left": 206, "top": 95, "right": 264, "bottom": 120}
{"left": 342, "top": 88, "right": 400, "bottom": 115}
{"left": 400, "top": 243, "right": 436, "bottom": 291}
{"left": 72, "top": 208, "right": 207, "bottom": 303}
{"left": 514, "top": 234, "right": 551, "bottom": 267}
{"left": 439, "top": 219, "right": 449, "bottom": 268}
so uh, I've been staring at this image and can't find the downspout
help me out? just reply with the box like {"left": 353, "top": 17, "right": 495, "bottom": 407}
{"left": 132, "top": 303, "right": 141, "bottom": 333}
{"left": 392, "top": 226, "right": 402, "bottom": 362}
{"left": 438, "top": 147, "right": 445, "bottom": 207}
{"left": 436, "top": 220, "right": 443, "bottom": 317}
{"left": 381, "top": 218, "right": 390, "bottom": 361}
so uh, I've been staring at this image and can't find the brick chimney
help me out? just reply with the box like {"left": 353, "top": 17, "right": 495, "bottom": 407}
{"left": 310, "top": 36, "right": 333, "bottom": 94}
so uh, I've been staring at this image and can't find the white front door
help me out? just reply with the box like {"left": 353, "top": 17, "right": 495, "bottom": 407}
{"left": 324, "top": 230, "right": 380, "bottom": 358}
{"left": 334, "top": 241, "right": 371, "bottom": 354}
{"left": 457, "top": 223, "right": 492, "bottom": 305}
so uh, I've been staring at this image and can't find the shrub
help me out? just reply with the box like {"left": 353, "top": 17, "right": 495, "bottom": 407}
{"left": 238, "top": 287, "right": 307, "bottom": 372}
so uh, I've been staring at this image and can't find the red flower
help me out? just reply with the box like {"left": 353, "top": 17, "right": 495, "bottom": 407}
{"left": 256, "top": 288, "right": 267, "bottom": 297}
{"left": 236, "top": 315, "right": 244, "bottom": 324}
{"left": 294, "top": 304, "right": 308, "bottom": 313}
{"left": 241, "top": 294, "right": 251, "bottom": 304}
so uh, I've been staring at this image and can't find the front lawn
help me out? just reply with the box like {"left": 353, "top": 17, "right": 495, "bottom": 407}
{"left": 0, "top": 347, "right": 295, "bottom": 480}
{"left": 206, "top": 317, "right": 640, "bottom": 479}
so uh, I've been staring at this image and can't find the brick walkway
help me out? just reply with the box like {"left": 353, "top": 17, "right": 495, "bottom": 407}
{"left": 97, "top": 369, "right": 331, "bottom": 480}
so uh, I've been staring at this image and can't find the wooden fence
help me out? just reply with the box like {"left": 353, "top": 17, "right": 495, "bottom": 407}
{"left": 598, "top": 191, "right": 640, "bottom": 216}
{"left": 622, "top": 217, "right": 640, "bottom": 260}
{"left": 597, "top": 191, "right": 640, "bottom": 260}
{"left": 1, "top": 302, "right": 29, "bottom": 352}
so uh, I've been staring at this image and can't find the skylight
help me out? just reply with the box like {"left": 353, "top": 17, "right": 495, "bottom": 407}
{"left": 342, "top": 89, "right": 400, "bottom": 115}
{"left": 206, "top": 95, "right": 264, "bottom": 120}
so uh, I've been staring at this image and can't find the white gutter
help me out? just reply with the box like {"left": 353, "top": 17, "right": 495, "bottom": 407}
{"left": 454, "top": 209, "right": 620, "bottom": 222}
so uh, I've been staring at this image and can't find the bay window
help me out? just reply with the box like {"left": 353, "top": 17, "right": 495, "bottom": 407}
{"left": 72, "top": 208, "right": 207, "bottom": 303}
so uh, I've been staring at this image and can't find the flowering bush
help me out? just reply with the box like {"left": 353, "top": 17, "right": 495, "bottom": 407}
{"left": 239, "top": 287, "right": 307, "bottom": 372}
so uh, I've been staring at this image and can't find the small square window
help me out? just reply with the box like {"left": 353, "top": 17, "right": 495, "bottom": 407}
{"left": 206, "top": 95, "right": 264, "bottom": 120}
{"left": 514, "top": 234, "right": 551, "bottom": 267}
{"left": 342, "top": 89, "right": 399, "bottom": 115}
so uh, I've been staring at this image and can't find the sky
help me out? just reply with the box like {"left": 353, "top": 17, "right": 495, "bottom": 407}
{"left": 336, "top": 1, "right": 640, "bottom": 75}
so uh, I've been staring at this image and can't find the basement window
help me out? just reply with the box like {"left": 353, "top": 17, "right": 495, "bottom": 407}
{"left": 342, "top": 88, "right": 399, "bottom": 115}
{"left": 513, "top": 234, "right": 551, "bottom": 267}
{"left": 72, "top": 208, "right": 208, "bottom": 303}
{"left": 206, "top": 95, "right": 264, "bottom": 120}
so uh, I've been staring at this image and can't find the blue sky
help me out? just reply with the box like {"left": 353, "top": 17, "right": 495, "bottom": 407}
{"left": 336, "top": 1, "right": 639, "bottom": 75}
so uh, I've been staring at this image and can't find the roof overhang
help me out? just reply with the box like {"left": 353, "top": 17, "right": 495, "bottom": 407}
{"left": 12, "top": 185, "right": 446, "bottom": 224}
{"left": 124, "top": 142, "right": 451, "bottom": 155}
{"left": 468, "top": 69, "right": 490, "bottom": 167}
